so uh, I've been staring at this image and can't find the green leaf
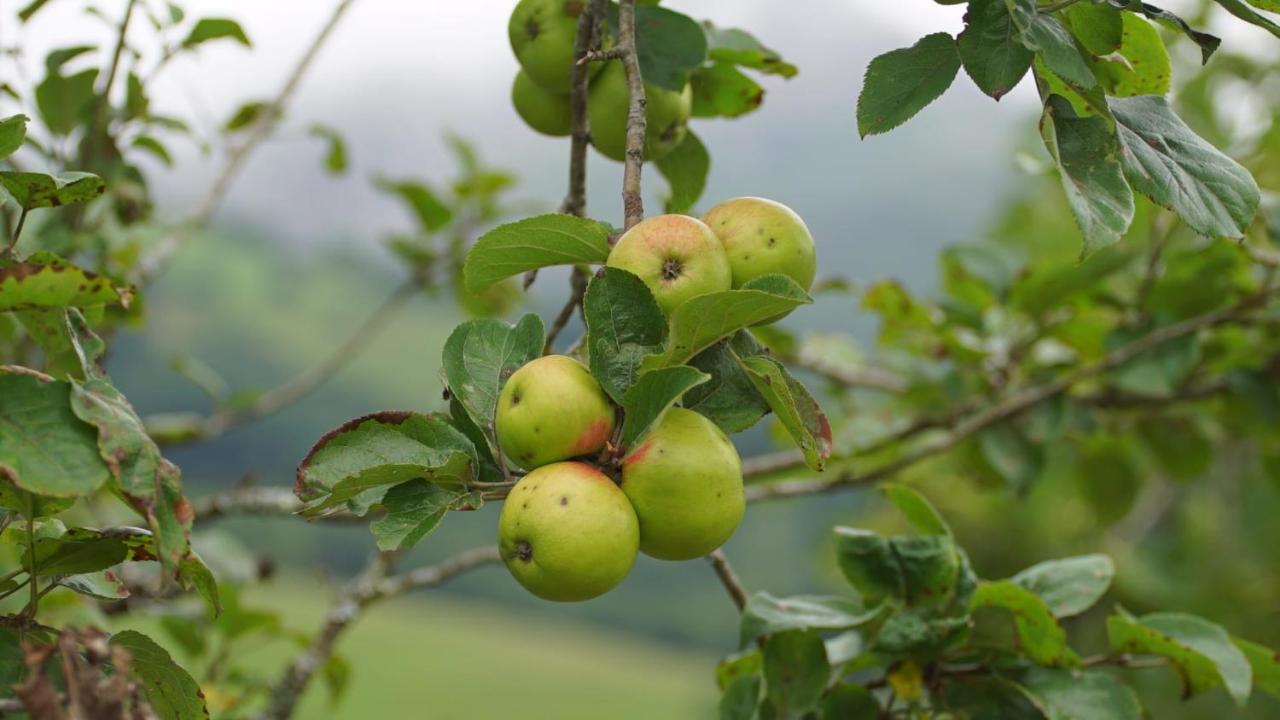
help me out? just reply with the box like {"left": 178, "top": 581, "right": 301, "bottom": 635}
{"left": 369, "top": 479, "right": 474, "bottom": 551}
{"left": 1040, "top": 95, "right": 1135, "bottom": 255}
{"left": 970, "top": 581, "right": 1078, "bottom": 666}
{"left": 584, "top": 267, "right": 668, "bottom": 403}
{"left": 34, "top": 68, "right": 97, "bottom": 135}
{"left": 959, "top": 0, "right": 1034, "bottom": 100}
{"left": 34, "top": 533, "right": 128, "bottom": 576}
{"left": 977, "top": 421, "right": 1044, "bottom": 491}
{"left": 14, "top": 309, "right": 92, "bottom": 381}
{"left": 1020, "top": 667, "right": 1142, "bottom": 719}
{"left": 1213, "top": 0, "right": 1280, "bottom": 38}
{"left": 308, "top": 124, "right": 347, "bottom": 175}
{"left": 463, "top": 214, "right": 612, "bottom": 292}
{"left": 1233, "top": 637, "right": 1280, "bottom": 699}
{"left": 880, "top": 484, "right": 950, "bottom": 536}
{"left": 182, "top": 17, "right": 251, "bottom": 48}
{"left": 0, "top": 370, "right": 110, "bottom": 499}
{"left": 736, "top": 355, "right": 831, "bottom": 471}
{"left": 18, "top": 0, "right": 52, "bottom": 22}
{"left": 111, "top": 630, "right": 209, "bottom": 720}
{"left": 874, "top": 609, "right": 971, "bottom": 656}
{"left": 684, "top": 333, "right": 770, "bottom": 434}
{"left": 1112, "top": 95, "right": 1259, "bottom": 239}
{"left": 833, "top": 528, "right": 964, "bottom": 608}
{"left": 691, "top": 63, "right": 765, "bottom": 118}
{"left": 1119, "top": 3, "right": 1219, "bottom": 63}
{"left": 0, "top": 252, "right": 130, "bottom": 311}
{"left": 224, "top": 100, "right": 271, "bottom": 131}
{"left": 1011, "top": 554, "right": 1115, "bottom": 618}
{"left": 763, "top": 630, "right": 830, "bottom": 717}
{"left": 641, "top": 274, "right": 811, "bottom": 371}
{"left": 821, "top": 684, "right": 879, "bottom": 719}
{"left": 1011, "top": 243, "right": 1134, "bottom": 316}
{"left": 1007, "top": 0, "right": 1096, "bottom": 89}
{"left": 59, "top": 569, "right": 130, "bottom": 599}
{"left": 0, "top": 171, "right": 105, "bottom": 210}
{"left": 296, "top": 412, "right": 477, "bottom": 515}
{"left": 719, "top": 675, "right": 761, "bottom": 720}
{"left": 619, "top": 366, "right": 710, "bottom": 447}
{"left": 1033, "top": 55, "right": 1111, "bottom": 119}
{"left": 1074, "top": 434, "right": 1140, "bottom": 525}
{"left": 857, "top": 33, "right": 961, "bottom": 138}
{"left": 703, "top": 23, "right": 798, "bottom": 77}
{"left": 623, "top": 4, "right": 707, "bottom": 90}
{"left": 1137, "top": 416, "right": 1211, "bottom": 480}
{"left": 441, "top": 314, "right": 544, "bottom": 439}
{"left": 739, "top": 592, "right": 881, "bottom": 647}
{"left": 45, "top": 46, "right": 96, "bottom": 73}
{"left": 178, "top": 553, "right": 221, "bottom": 618}
{"left": 656, "top": 130, "right": 709, "bottom": 213}
{"left": 941, "top": 677, "right": 1043, "bottom": 718}
{"left": 0, "top": 114, "right": 28, "bottom": 161}
{"left": 1062, "top": 3, "right": 1124, "bottom": 55}
{"left": 1088, "top": 14, "right": 1171, "bottom": 97}
{"left": 132, "top": 136, "right": 173, "bottom": 166}
{"left": 376, "top": 178, "right": 452, "bottom": 233}
{"left": 1107, "top": 610, "right": 1252, "bottom": 705}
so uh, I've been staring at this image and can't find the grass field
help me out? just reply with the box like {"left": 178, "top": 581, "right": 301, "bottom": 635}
{"left": 117, "top": 577, "right": 719, "bottom": 719}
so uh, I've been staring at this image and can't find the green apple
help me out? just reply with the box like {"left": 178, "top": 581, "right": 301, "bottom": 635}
{"left": 702, "top": 197, "right": 817, "bottom": 292}
{"left": 605, "top": 214, "right": 732, "bottom": 314}
{"left": 508, "top": 0, "right": 600, "bottom": 94}
{"left": 620, "top": 407, "right": 744, "bottom": 560}
{"left": 499, "top": 461, "right": 639, "bottom": 601}
{"left": 511, "top": 70, "right": 572, "bottom": 137}
{"left": 496, "top": 355, "right": 616, "bottom": 470}
{"left": 587, "top": 61, "right": 692, "bottom": 162}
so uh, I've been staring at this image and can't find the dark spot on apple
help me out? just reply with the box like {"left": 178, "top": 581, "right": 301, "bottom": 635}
{"left": 516, "top": 540, "right": 533, "bottom": 562}
{"left": 768, "top": 237, "right": 776, "bottom": 247}
{"left": 523, "top": 502, "right": 529, "bottom": 508}
{"left": 511, "top": 391, "right": 521, "bottom": 405}
{"left": 560, "top": 496, "right": 569, "bottom": 506}
{"left": 662, "top": 258, "right": 683, "bottom": 281}
{"left": 524, "top": 18, "right": 541, "bottom": 41}
{"left": 660, "top": 121, "right": 678, "bottom": 143}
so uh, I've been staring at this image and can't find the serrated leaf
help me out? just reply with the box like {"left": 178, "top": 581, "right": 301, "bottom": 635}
{"left": 375, "top": 177, "right": 453, "bottom": 233}
{"left": 296, "top": 412, "right": 477, "bottom": 515}
{"left": 0, "top": 370, "right": 110, "bottom": 498}
{"left": 736, "top": 355, "right": 831, "bottom": 471}
{"left": 1107, "top": 610, "right": 1252, "bottom": 705}
{"left": 0, "top": 252, "right": 130, "bottom": 311}
{"left": 1040, "top": 95, "right": 1135, "bottom": 255}
{"left": 740, "top": 592, "right": 881, "bottom": 647}
{"left": 1112, "top": 95, "right": 1259, "bottom": 239}
{"left": 971, "top": 581, "right": 1078, "bottom": 666}
{"left": 1007, "top": 0, "right": 1096, "bottom": 89}
{"left": 641, "top": 274, "right": 811, "bottom": 371}
{"left": 959, "top": 0, "right": 1034, "bottom": 100}
{"left": 857, "top": 33, "right": 961, "bottom": 137}
{"left": 764, "top": 631, "right": 829, "bottom": 717}
{"left": 880, "top": 484, "right": 951, "bottom": 536}
{"left": 369, "top": 479, "right": 472, "bottom": 551}
{"left": 584, "top": 268, "right": 667, "bottom": 403}
{"left": 1012, "top": 554, "right": 1115, "bottom": 618}
{"left": 111, "top": 630, "right": 209, "bottom": 720}
{"left": 702, "top": 23, "right": 797, "bottom": 77}
{"left": 619, "top": 366, "right": 709, "bottom": 448}
{"left": 0, "top": 114, "right": 28, "bottom": 160}
{"left": 684, "top": 333, "right": 770, "bottom": 434}
{"left": 1019, "top": 667, "right": 1142, "bottom": 720}
{"left": 182, "top": 17, "right": 250, "bottom": 48}
{"left": 441, "top": 314, "right": 544, "bottom": 440}
{"left": 464, "top": 214, "right": 612, "bottom": 292}
{"left": 0, "top": 171, "right": 105, "bottom": 210}
{"left": 656, "top": 130, "right": 709, "bottom": 213}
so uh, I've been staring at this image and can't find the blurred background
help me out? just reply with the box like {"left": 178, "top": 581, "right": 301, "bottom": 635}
{"left": 7, "top": 0, "right": 1280, "bottom": 717}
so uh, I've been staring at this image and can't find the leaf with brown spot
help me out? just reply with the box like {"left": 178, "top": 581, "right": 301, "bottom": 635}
{"left": 0, "top": 170, "right": 104, "bottom": 210}
{"left": 0, "top": 253, "right": 132, "bottom": 312}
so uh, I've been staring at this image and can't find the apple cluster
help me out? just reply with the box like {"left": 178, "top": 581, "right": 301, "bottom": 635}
{"left": 497, "top": 197, "right": 817, "bottom": 601}
{"left": 508, "top": 0, "right": 692, "bottom": 162}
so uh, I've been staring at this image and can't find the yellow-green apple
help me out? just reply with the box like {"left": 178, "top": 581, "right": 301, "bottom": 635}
{"left": 587, "top": 62, "right": 692, "bottom": 162}
{"left": 512, "top": 70, "right": 571, "bottom": 136}
{"left": 620, "top": 407, "right": 744, "bottom": 560}
{"left": 605, "top": 214, "right": 732, "bottom": 314}
{"left": 499, "top": 461, "right": 639, "bottom": 601}
{"left": 496, "top": 355, "right": 616, "bottom": 470}
{"left": 508, "top": 0, "right": 601, "bottom": 94}
{"left": 702, "top": 197, "right": 817, "bottom": 292}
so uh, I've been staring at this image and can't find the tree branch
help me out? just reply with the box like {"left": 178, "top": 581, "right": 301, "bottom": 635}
{"left": 744, "top": 288, "right": 1276, "bottom": 502}
{"left": 560, "top": 0, "right": 604, "bottom": 218}
{"left": 136, "top": 0, "right": 358, "bottom": 283}
{"left": 259, "top": 546, "right": 500, "bottom": 719}
{"left": 706, "top": 549, "right": 749, "bottom": 611}
{"left": 615, "top": 0, "right": 646, "bottom": 229}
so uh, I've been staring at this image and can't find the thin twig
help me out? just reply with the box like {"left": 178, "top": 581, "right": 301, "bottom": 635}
{"left": 136, "top": 0, "right": 358, "bottom": 282}
{"left": 4, "top": 208, "right": 27, "bottom": 256}
{"left": 543, "top": 267, "right": 588, "bottom": 354}
{"left": 259, "top": 546, "right": 500, "bottom": 719}
{"left": 706, "top": 549, "right": 749, "bottom": 611}
{"left": 615, "top": 0, "right": 646, "bottom": 229}
{"left": 559, "top": 0, "right": 604, "bottom": 218}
